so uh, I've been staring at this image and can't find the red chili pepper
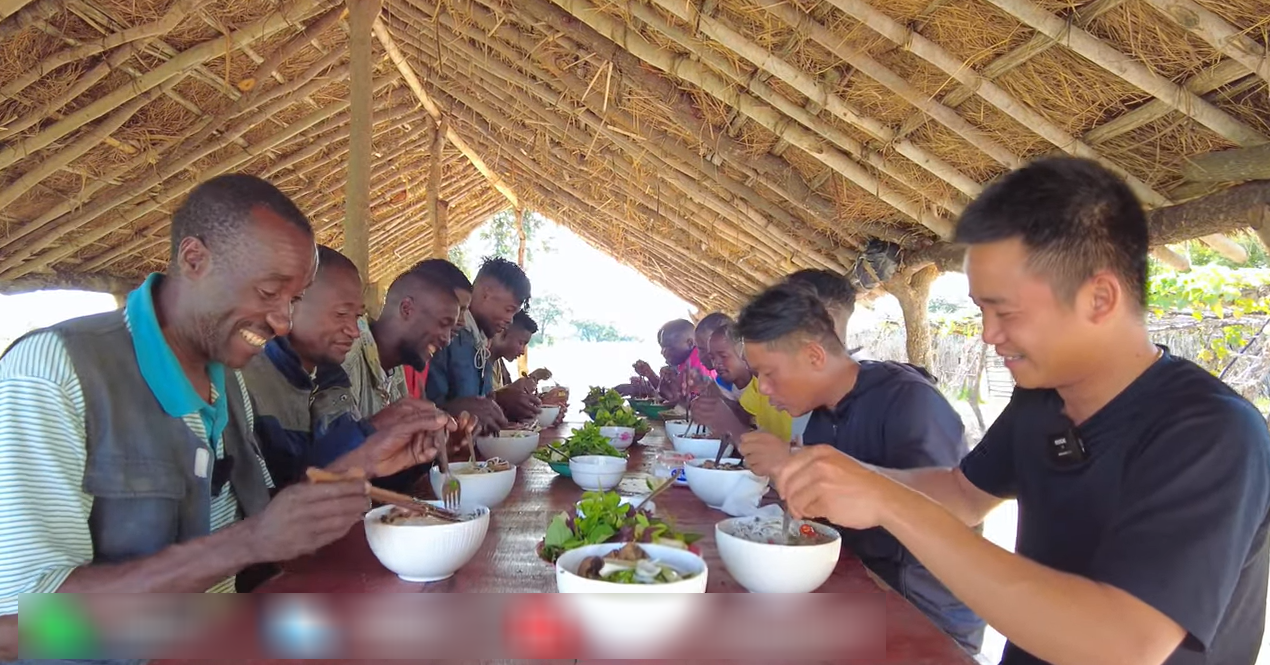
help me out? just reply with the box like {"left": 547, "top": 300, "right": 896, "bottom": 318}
{"left": 800, "top": 524, "right": 816, "bottom": 537}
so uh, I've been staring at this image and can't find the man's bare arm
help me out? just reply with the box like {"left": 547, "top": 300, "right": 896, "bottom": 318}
{"left": 874, "top": 466, "right": 1003, "bottom": 527}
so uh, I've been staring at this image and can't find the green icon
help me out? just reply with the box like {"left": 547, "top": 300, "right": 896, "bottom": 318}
{"left": 19, "top": 595, "right": 98, "bottom": 658}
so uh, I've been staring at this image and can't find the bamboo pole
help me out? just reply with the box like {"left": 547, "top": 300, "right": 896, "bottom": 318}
{"left": 344, "top": 0, "right": 381, "bottom": 300}
{"left": 618, "top": 0, "right": 975, "bottom": 210}
{"left": 7, "top": 96, "right": 389, "bottom": 280}
{"left": 0, "top": 0, "right": 325, "bottom": 172}
{"left": 0, "top": 87, "right": 162, "bottom": 214}
{"left": 1084, "top": 59, "right": 1256, "bottom": 145}
{"left": 1183, "top": 144, "right": 1270, "bottom": 183}
{"left": 983, "top": 0, "right": 1267, "bottom": 147}
{"left": 0, "top": 0, "right": 56, "bottom": 39}
{"left": 502, "top": 0, "right": 846, "bottom": 237}
{"left": 624, "top": 0, "right": 978, "bottom": 201}
{"left": 0, "top": 40, "right": 137, "bottom": 138}
{"left": 371, "top": 17, "right": 519, "bottom": 209}
{"left": 895, "top": 0, "right": 1129, "bottom": 140}
{"left": 429, "top": 118, "right": 447, "bottom": 258}
{"left": 547, "top": 0, "right": 955, "bottom": 238}
{"left": 1142, "top": 0, "right": 1269, "bottom": 87}
{"left": 415, "top": 0, "right": 849, "bottom": 251}
{"left": 0, "top": 0, "right": 200, "bottom": 98}
{"left": 656, "top": 0, "right": 1020, "bottom": 170}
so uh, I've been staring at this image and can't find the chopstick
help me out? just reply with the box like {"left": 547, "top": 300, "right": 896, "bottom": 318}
{"left": 305, "top": 468, "right": 464, "bottom": 522}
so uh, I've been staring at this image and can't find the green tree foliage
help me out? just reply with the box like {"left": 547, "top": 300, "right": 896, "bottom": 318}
{"left": 479, "top": 209, "right": 551, "bottom": 263}
{"left": 529, "top": 293, "right": 570, "bottom": 347}
{"left": 571, "top": 320, "right": 637, "bottom": 342}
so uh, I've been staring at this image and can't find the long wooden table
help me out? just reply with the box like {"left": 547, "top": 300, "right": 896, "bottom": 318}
{"left": 245, "top": 424, "right": 976, "bottom": 663}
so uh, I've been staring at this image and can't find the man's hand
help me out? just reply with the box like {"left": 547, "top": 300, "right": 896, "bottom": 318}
{"left": 633, "top": 360, "right": 657, "bottom": 383}
{"left": 685, "top": 369, "right": 721, "bottom": 399}
{"left": 445, "top": 396, "right": 509, "bottom": 434}
{"left": 368, "top": 397, "right": 435, "bottom": 432}
{"left": 332, "top": 410, "right": 453, "bottom": 478}
{"left": 691, "top": 395, "right": 746, "bottom": 440}
{"left": 510, "top": 376, "right": 540, "bottom": 395}
{"left": 774, "top": 445, "right": 890, "bottom": 529}
{"left": 448, "top": 411, "right": 479, "bottom": 457}
{"left": 737, "top": 430, "right": 795, "bottom": 478}
{"left": 659, "top": 366, "right": 682, "bottom": 403}
{"left": 528, "top": 368, "right": 553, "bottom": 382}
{"left": 244, "top": 477, "right": 371, "bottom": 563}
{"left": 495, "top": 386, "right": 542, "bottom": 421}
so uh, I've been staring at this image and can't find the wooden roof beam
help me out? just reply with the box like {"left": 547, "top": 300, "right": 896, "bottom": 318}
{"left": 395, "top": 14, "right": 845, "bottom": 273}
{"left": 624, "top": 0, "right": 970, "bottom": 215}
{"left": 984, "top": 0, "right": 1268, "bottom": 147}
{"left": 895, "top": 0, "right": 1129, "bottom": 140}
{"left": 1142, "top": 0, "right": 1269, "bottom": 87}
{"left": 548, "top": 0, "right": 954, "bottom": 238}
{"left": 1183, "top": 144, "right": 1270, "bottom": 183}
{"left": 371, "top": 17, "right": 520, "bottom": 209}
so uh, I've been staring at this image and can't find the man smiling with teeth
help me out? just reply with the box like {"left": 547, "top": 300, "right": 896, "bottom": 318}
{"left": 0, "top": 175, "right": 456, "bottom": 637}
{"left": 763, "top": 158, "right": 1270, "bottom": 665}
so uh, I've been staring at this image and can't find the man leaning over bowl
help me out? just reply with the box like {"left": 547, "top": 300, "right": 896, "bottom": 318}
{"left": 0, "top": 176, "right": 455, "bottom": 651}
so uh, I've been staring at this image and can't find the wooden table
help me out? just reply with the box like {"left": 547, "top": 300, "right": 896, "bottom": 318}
{"left": 246, "top": 424, "right": 976, "bottom": 663}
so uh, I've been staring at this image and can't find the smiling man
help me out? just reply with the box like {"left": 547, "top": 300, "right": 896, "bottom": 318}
{"left": 732, "top": 283, "right": 982, "bottom": 652}
{"left": 0, "top": 175, "right": 452, "bottom": 627}
{"left": 766, "top": 158, "right": 1270, "bottom": 665}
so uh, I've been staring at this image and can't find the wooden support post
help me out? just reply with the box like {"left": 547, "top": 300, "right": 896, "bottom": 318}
{"left": 344, "top": 0, "right": 381, "bottom": 309}
{"left": 113, "top": 292, "right": 128, "bottom": 310}
{"left": 515, "top": 207, "right": 530, "bottom": 378}
{"left": 1255, "top": 206, "right": 1270, "bottom": 252}
{"left": 429, "top": 120, "right": 448, "bottom": 258}
{"left": 365, "top": 280, "right": 385, "bottom": 319}
{"left": 888, "top": 265, "right": 938, "bottom": 369}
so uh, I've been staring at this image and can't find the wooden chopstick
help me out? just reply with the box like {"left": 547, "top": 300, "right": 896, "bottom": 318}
{"left": 304, "top": 468, "right": 464, "bottom": 522}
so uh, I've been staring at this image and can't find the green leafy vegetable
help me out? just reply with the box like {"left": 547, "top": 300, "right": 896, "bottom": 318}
{"left": 533, "top": 422, "right": 626, "bottom": 464}
{"left": 537, "top": 490, "right": 702, "bottom": 563}
{"left": 583, "top": 387, "right": 627, "bottom": 418}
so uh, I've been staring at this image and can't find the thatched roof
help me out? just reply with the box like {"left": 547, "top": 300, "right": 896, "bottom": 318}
{"left": 1, "top": 0, "right": 1268, "bottom": 311}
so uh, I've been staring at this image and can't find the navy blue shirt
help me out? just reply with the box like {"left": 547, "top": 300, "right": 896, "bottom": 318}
{"left": 962, "top": 351, "right": 1270, "bottom": 665}
{"left": 804, "top": 361, "right": 981, "bottom": 650}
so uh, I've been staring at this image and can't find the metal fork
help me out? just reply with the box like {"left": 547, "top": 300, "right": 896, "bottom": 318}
{"left": 436, "top": 430, "right": 461, "bottom": 511}
{"left": 780, "top": 437, "right": 806, "bottom": 543}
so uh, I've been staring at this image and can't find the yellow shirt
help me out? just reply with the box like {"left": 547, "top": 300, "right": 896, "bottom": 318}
{"left": 738, "top": 379, "right": 793, "bottom": 442}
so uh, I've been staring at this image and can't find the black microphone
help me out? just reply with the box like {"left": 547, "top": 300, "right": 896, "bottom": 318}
{"left": 1046, "top": 427, "right": 1088, "bottom": 468}
{"left": 211, "top": 454, "right": 235, "bottom": 497}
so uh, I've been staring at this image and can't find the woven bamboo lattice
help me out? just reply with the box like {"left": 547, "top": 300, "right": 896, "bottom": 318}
{"left": 0, "top": 0, "right": 1267, "bottom": 311}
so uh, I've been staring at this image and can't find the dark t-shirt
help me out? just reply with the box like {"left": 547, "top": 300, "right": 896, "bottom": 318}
{"left": 804, "top": 361, "right": 982, "bottom": 650}
{"left": 961, "top": 351, "right": 1270, "bottom": 665}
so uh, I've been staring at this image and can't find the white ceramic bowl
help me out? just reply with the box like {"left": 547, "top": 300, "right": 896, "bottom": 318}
{"left": 576, "top": 495, "right": 656, "bottom": 518}
{"left": 474, "top": 430, "right": 541, "bottom": 465}
{"left": 555, "top": 542, "right": 708, "bottom": 593}
{"left": 664, "top": 419, "right": 701, "bottom": 439}
{"left": 428, "top": 461, "right": 516, "bottom": 510}
{"left": 670, "top": 433, "right": 734, "bottom": 460}
{"left": 569, "top": 455, "right": 627, "bottom": 491}
{"left": 598, "top": 426, "right": 636, "bottom": 451}
{"left": 536, "top": 405, "right": 562, "bottom": 428}
{"left": 714, "top": 517, "right": 842, "bottom": 593}
{"left": 364, "top": 503, "right": 490, "bottom": 583}
{"left": 683, "top": 458, "right": 766, "bottom": 509}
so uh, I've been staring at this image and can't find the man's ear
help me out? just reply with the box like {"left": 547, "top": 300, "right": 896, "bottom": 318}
{"left": 804, "top": 339, "right": 828, "bottom": 371}
{"left": 175, "top": 236, "right": 213, "bottom": 279}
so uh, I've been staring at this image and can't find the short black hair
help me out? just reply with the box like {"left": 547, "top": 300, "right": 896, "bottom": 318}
{"left": 170, "top": 174, "right": 312, "bottom": 261}
{"left": 476, "top": 256, "right": 531, "bottom": 307}
{"left": 316, "top": 245, "right": 359, "bottom": 278}
{"left": 696, "top": 312, "right": 733, "bottom": 335}
{"left": 711, "top": 321, "right": 741, "bottom": 346}
{"left": 408, "top": 258, "right": 472, "bottom": 293}
{"left": 784, "top": 269, "right": 856, "bottom": 316}
{"left": 510, "top": 309, "right": 538, "bottom": 335}
{"left": 659, "top": 319, "right": 695, "bottom": 345}
{"left": 955, "top": 157, "right": 1150, "bottom": 307}
{"left": 735, "top": 283, "right": 843, "bottom": 352}
{"left": 387, "top": 259, "right": 461, "bottom": 302}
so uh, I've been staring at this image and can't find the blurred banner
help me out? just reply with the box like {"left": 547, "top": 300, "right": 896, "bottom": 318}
{"left": 15, "top": 593, "right": 887, "bottom": 660}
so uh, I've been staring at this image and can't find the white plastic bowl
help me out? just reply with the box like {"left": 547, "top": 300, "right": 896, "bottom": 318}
{"left": 569, "top": 455, "right": 627, "bottom": 491}
{"left": 428, "top": 461, "right": 516, "bottom": 510}
{"left": 364, "top": 503, "right": 490, "bottom": 583}
{"left": 474, "top": 430, "right": 540, "bottom": 465}
{"left": 683, "top": 458, "right": 766, "bottom": 509}
{"left": 714, "top": 517, "right": 842, "bottom": 593}
{"left": 536, "top": 405, "right": 562, "bottom": 428}
{"left": 555, "top": 542, "right": 707, "bottom": 593}
{"left": 576, "top": 495, "right": 656, "bottom": 518}
{"left": 598, "top": 426, "right": 636, "bottom": 450}
{"left": 670, "top": 433, "right": 734, "bottom": 460}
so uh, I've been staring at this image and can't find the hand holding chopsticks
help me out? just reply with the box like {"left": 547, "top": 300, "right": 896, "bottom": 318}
{"left": 306, "top": 467, "right": 463, "bottom": 522}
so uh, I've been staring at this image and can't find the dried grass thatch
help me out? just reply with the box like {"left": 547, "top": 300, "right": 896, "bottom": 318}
{"left": 0, "top": 0, "right": 1268, "bottom": 310}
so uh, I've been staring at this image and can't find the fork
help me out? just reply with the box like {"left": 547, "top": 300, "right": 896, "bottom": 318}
{"left": 779, "top": 437, "right": 806, "bottom": 543}
{"left": 436, "top": 430, "right": 461, "bottom": 512}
